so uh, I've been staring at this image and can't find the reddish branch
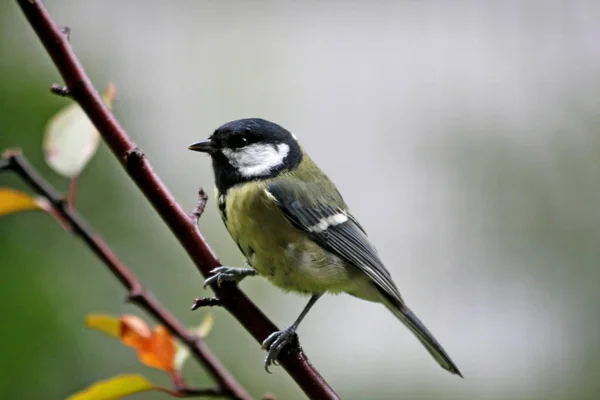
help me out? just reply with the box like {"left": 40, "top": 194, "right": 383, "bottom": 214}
{"left": 16, "top": 1, "right": 340, "bottom": 399}
{"left": 1, "top": 151, "right": 248, "bottom": 400}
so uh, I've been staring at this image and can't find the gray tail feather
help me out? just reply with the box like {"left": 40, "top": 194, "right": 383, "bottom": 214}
{"left": 387, "top": 303, "right": 462, "bottom": 377}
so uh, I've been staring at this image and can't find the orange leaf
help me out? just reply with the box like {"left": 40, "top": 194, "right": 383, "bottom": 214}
{"left": 65, "top": 374, "right": 167, "bottom": 400}
{"left": 136, "top": 325, "right": 176, "bottom": 373}
{"left": 120, "top": 315, "right": 152, "bottom": 348}
{"left": 0, "top": 188, "right": 49, "bottom": 216}
{"left": 85, "top": 314, "right": 177, "bottom": 374}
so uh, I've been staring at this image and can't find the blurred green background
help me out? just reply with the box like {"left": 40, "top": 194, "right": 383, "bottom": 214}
{"left": 2, "top": 1, "right": 600, "bottom": 399}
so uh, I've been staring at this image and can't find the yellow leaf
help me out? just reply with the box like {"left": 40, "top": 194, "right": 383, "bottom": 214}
{"left": 44, "top": 84, "right": 116, "bottom": 178}
{"left": 0, "top": 188, "right": 48, "bottom": 216}
{"left": 65, "top": 374, "right": 164, "bottom": 400}
{"left": 85, "top": 314, "right": 121, "bottom": 338}
{"left": 174, "top": 313, "right": 215, "bottom": 371}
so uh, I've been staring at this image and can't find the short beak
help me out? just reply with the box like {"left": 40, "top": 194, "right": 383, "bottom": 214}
{"left": 188, "top": 140, "right": 216, "bottom": 154}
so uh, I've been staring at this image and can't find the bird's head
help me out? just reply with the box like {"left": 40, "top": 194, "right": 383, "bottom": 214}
{"left": 189, "top": 118, "right": 303, "bottom": 192}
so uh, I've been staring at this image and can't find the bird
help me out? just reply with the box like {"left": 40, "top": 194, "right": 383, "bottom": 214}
{"left": 188, "top": 118, "right": 461, "bottom": 376}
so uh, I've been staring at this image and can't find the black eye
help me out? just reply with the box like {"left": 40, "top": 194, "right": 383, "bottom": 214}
{"left": 228, "top": 135, "right": 249, "bottom": 149}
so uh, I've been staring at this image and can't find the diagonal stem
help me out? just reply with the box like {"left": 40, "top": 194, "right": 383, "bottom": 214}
{"left": 1, "top": 151, "right": 250, "bottom": 400}
{"left": 174, "top": 386, "right": 227, "bottom": 398}
{"left": 15, "top": 1, "right": 340, "bottom": 399}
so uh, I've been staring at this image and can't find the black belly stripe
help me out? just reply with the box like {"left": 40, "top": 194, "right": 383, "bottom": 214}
{"left": 219, "top": 197, "right": 227, "bottom": 221}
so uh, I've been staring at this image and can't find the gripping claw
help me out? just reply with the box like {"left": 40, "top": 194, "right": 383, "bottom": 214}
{"left": 203, "top": 266, "right": 256, "bottom": 288}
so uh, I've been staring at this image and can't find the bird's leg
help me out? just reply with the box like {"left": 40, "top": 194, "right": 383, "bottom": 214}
{"left": 262, "top": 293, "right": 322, "bottom": 372}
{"left": 203, "top": 266, "right": 257, "bottom": 288}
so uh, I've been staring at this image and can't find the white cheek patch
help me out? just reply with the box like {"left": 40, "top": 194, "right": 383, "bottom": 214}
{"left": 307, "top": 211, "right": 348, "bottom": 233}
{"left": 222, "top": 143, "right": 290, "bottom": 178}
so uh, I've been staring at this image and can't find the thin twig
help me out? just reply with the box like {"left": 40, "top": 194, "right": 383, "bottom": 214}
{"left": 16, "top": 1, "right": 340, "bottom": 398}
{"left": 67, "top": 176, "right": 77, "bottom": 208}
{"left": 175, "top": 386, "right": 227, "bottom": 398}
{"left": 191, "top": 297, "right": 223, "bottom": 310}
{"left": 159, "top": 386, "right": 225, "bottom": 398}
{"left": 1, "top": 151, "right": 250, "bottom": 400}
{"left": 60, "top": 26, "right": 70, "bottom": 41}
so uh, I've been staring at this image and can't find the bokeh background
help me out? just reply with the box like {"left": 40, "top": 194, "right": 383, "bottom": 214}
{"left": 2, "top": 1, "right": 600, "bottom": 399}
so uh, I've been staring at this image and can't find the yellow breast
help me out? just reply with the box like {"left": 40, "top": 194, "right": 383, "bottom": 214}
{"left": 216, "top": 182, "right": 357, "bottom": 294}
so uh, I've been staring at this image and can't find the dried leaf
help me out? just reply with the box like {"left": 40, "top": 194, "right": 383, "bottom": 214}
{"left": 120, "top": 315, "right": 152, "bottom": 348}
{"left": 65, "top": 374, "right": 165, "bottom": 400}
{"left": 44, "top": 84, "right": 116, "bottom": 178}
{"left": 137, "top": 325, "right": 176, "bottom": 374}
{"left": 0, "top": 188, "right": 49, "bottom": 216}
{"left": 85, "top": 314, "right": 177, "bottom": 374}
{"left": 174, "top": 313, "right": 215, "bottom": 371}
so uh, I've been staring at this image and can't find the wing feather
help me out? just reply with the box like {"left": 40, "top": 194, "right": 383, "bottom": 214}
{"left": 267, "top": 180, "right": 403, "bottom": 303}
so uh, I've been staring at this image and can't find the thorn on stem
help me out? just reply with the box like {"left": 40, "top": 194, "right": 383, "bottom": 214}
{"left": 50, "top": 83, "right": 70, "bottom": 97}
{"left": 127, "top": 285, "right": 145, "bottom": 302}
{"left": 60, "top": 26, "right": 71, "bottom": 41}
{"left": 263, "top": 393, "right": 277, "bottom": 400}
{"left": 191, "top": 297, "right": 222, "bottom": 310}
{"left": 126, "top": 147, "right": 145, "bottom": 159}
{"left": 125, "top": 147, "right": 145, "bottom": 172}
{"left": 191, "top": 188, "right": 209, "bottom": 222}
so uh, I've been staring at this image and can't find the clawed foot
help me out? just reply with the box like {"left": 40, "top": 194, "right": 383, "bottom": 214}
{"left": 203, "top": 266, "right": 256, "bottom": 288}
{"left": 262, "top": 327, "right": 299, "bottom": 373}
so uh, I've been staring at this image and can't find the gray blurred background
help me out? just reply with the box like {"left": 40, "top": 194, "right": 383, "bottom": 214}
{"left": 1, "top": 1, "right": 600, "bottom": 399}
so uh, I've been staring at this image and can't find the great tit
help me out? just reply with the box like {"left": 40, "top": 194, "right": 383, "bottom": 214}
{"left": 189, "top": 118, "right": 461, "bottom": 376}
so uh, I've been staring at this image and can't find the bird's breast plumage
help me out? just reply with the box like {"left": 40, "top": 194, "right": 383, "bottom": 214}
{"left": 216, "top": 180, "right": 365, "bottom": 295}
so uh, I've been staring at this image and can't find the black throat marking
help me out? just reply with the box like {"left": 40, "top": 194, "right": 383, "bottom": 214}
{"left": 218, "top": 193, "right": 227, "bottom": 222}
